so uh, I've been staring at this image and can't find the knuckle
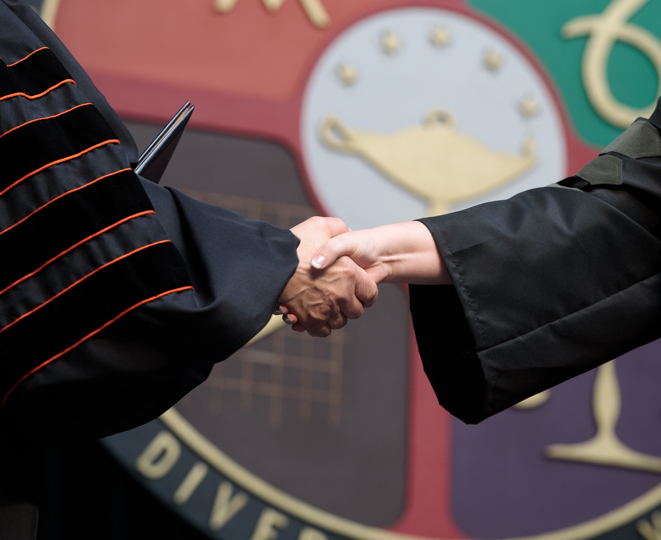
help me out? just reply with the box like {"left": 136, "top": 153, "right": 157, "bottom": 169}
{"left": 309, "top": 326, "right": 331, "bottom": 338}
{"left": 346, "top": 304, "right": 364, "bottom": 320}
{"left": 333, "top": 217, "right": 347, "bottom": 230}
{"left": 317, "top": 303, "right": 333, "bottom": 320}
{"left": 366, "top": 291, "right": 378, "bottom": 308}
{"left": 309, "top": 216, "right": 325, "bottom": 229}
{"left": 329, "top": 314, "right": 347, "bottom": 329}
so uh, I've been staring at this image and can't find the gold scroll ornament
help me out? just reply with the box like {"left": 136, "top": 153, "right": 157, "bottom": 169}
{"left": 563, "top": 0, "right": 661, "bottom": 128}
{"left": 319, "top": 110, "right": 536, "bottom": 216}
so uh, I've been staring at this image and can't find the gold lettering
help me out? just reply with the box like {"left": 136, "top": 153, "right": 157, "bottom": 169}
{"left": 135, "top": 431, "right": 181, "bottom": 480}
{"left": 299, "top": 527, "right": 328, "bottom": 540}
{"left": 637, "top": 510, "right": 661, "bottom": 540}
{"left": 250, "top": 508, "right": 289, "bottom": 540}
{"left": 562, "top": 0, "right": 661, "bottom": 128}
{"left": 209, "top": 481, "right": 249, "bottom": 531}
{"left": 173, "top": 462, "right": 209, "bottom": 505}
{"left": 212, "top": 0, "right": 329, "bottom": 29}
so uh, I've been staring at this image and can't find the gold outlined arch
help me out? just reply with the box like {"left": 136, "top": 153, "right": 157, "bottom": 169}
{"left": 162, "top": 407, "right": 661, "bottom": 540}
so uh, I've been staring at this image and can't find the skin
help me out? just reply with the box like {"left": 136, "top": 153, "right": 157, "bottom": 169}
{"left": 278, "top": 217, "right": 379, "bottom": 337}
{"left": 278, "top": 220, "right": 451, "bottom": 332}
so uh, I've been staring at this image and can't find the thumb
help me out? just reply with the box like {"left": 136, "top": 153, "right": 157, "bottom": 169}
{"left": 311, "top": 232, "right": 358, "bottom": 270}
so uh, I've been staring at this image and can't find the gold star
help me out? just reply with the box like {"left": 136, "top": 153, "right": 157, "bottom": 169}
{"left": 429, "top": 26, "right": 451, "bottom": 48}
{"left": 380, "top": 31, "right": 402, "bottom": 55}
{"left": 518, "top": 97, "right": 540, "bottom": 118}
{"left": 336, "top": 63, "right": 358, "bottom": 86}
{"left": 483, "top": 50, "right": 503, "bottom": 72}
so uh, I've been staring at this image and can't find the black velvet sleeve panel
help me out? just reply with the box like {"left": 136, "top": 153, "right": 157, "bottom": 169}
{"left": 410, "top": 103, "right": 661, "bottom": 424}
{"left": 0, "top": 47, "right": 72, "bottom": 99}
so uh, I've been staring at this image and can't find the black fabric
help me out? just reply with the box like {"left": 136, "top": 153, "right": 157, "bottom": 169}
{"left": 0, "top": 47, "right": 71, "bottom": 100}
{"left": 0, "top": 241, "right": 190, "bottom": 404}
{"left": 0, "top": 0, "right": 140, "bottom": 165}
{"left": 0, "top": 446, "right": 42, "bottom": 540}
{"left": 0, "top": 504, "right": 38, "bottom": 540}
{"left": 0, "top": 103, "right": 117, "bottom": 194}
{"left": 0, "top": 171, "right": 151, "bottom": 293}
{"left": 409, "top": 285, "right": 487, "bottom": 423}
{"left": 411, "top": 99, "right": 661, "bottom": 423}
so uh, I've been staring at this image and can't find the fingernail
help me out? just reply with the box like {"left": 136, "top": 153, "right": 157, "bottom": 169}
{"left": 284, "top": 315, "right": 294, "bottom": 325}
{"left": 273, "top": 305, "right": 285, "bottom": 315}
{"left": 311, "top": 255, "right": 326, "bottom": 269}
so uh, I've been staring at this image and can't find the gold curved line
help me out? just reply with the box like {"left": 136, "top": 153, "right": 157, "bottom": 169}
{"left": 161, "top": 407, "right": 661, "bottom": 540}
{"left": 246, "top": 315, "right": 287, "bottom": 346}
{"left": 161, "top": 408, "right": 427, "bottom": 540}
{"left": 40, "top": 0, "right": 61, "bottom": 30}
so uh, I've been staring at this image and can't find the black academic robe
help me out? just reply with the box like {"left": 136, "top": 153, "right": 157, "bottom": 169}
{"left": 0, "top": 1, "right": 298, "bottom": 534}
{"left": 410, "top": 100, "right": 661, "bottom": 424}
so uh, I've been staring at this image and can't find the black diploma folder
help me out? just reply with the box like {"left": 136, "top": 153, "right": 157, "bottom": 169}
{"left": 135, "top": 101, "right": 195, "bottom": 183}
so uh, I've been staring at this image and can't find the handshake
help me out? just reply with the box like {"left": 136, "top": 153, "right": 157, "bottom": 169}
{"left": 275, "top": 216, "right": 453, "bottom": 337}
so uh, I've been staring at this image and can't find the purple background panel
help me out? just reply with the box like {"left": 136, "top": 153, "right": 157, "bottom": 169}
{"left": 451, "top": 339, "right": 661, "bottom": 538}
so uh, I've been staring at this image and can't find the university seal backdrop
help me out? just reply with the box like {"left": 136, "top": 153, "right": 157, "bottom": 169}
{"left": 31, "top": 0, "right": 661, "bottom": 539}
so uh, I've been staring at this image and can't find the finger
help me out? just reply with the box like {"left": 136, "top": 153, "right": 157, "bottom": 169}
{"left": 328, "top": 311, "right": 348, "bottom": 330}
{"left": 311, "top": 233, "right": 358, "bottom": 270}
{"left": 319, "top": 303, "right": 348, "bottom": 330}
{"left": 273, "top": 303, "right": 289, "bottom": 315}
{"left": 339, "top": 294, "right": 364, "bottom": 320}
{"left": 284, "top": 314, "right": 297, "bottom": 325}
{"left": 354, "top": 266, "right": 379, "bottom": 309}
{"left": 307, "top": 323, "right": 331, "bottom": 338}
{"left": 322, "top": 216, "right": 351, "bottom": 238}
{"left": 332, "top": 257, "right": 379, "bottom": 319}
{"left": 292, "top": 322, "right": 306, "bottom": 332}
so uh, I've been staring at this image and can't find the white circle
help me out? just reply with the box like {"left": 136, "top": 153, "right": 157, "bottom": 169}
{"left": 301, "top": 7, "right": 567, "bottom": 230}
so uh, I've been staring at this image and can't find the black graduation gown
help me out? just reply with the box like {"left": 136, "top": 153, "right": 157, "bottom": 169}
{"left": 0, "top": 2, "right": 299, "bottom": 532}
{"left": 410, "top": 100, "right": 661, "bottom": 424}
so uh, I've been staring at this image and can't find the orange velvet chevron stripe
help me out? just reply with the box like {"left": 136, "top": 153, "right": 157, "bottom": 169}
{"left": 0, "top": 47, "right": 193, "bottom": 405}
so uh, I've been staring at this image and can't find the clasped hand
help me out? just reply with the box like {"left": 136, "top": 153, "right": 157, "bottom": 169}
{"left": 277, "top": 218, "right": 450, "bottom": 337}
{"left": 276, "top": 217, "right": 378, "bottom": 337}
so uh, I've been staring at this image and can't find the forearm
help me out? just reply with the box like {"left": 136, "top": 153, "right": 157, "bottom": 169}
{"left": 311, "top": 221, "right": 452, "bottom": 285}
{"left": 369, "top": 221, "right": 451, "bottom": 284}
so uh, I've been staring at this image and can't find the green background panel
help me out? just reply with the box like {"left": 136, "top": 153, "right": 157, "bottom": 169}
{"left": 468, "top": 0, "right": 661, "bottom": 146}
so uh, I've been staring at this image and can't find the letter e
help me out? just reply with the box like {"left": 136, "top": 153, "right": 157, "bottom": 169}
{"left": 250, "top": 508, "right": 289, "bottom": 540}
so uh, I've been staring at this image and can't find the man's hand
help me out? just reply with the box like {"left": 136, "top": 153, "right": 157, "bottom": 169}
{"left": 277, "top": 217, "right": 378, "bottom": 337}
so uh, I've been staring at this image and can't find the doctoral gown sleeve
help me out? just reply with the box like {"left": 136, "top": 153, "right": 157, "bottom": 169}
{"left": 0, "top": 0, "right": 300, "bottom": 444}
{"left": 409, "top": 100, "right": 661, "bottom": 424}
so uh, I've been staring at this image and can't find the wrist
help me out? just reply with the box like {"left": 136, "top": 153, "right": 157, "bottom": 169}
{"left": 378, "top": 221, "right": 449, "bottom": 284}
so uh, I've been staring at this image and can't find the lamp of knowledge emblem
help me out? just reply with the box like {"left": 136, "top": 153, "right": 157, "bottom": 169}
{"left": 300, "top": 7, "right": 567, "bottom": 229}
